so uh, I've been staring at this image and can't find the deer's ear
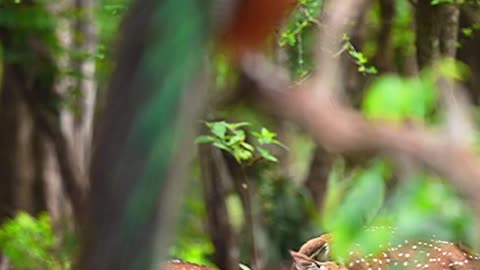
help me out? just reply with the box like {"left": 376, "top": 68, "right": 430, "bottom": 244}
{"left": 311, "top": 243, "right": 330, "bottom": 262}
{"left": 290, "top": 250, "right": 315, "bottom": 269}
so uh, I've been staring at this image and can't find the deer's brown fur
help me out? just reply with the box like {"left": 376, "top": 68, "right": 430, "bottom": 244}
{"left": 163, "top": 232, "right": 480, "bottom": 270}
{"left": 291, "top": 233, "right": 480, "bottom": 270}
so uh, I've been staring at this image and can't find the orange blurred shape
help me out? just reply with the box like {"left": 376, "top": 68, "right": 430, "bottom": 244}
{"left": 219, "top": 0, "right": 297, "bottom": 59}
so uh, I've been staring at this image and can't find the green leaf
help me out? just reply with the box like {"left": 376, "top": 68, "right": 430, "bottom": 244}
{"left": 272, "top": 139, "right": 289, "bottom": 150}
{"left": 257, "top": 147, "right": 278, "bottom": 162}
{"left": 212, "top": 142, "right": 230, "bottom": 152}
{"left": 462, "top": 27, "right": 473, "bottom": 38}
{"left": 233, "top": 147, "right": 253, "bottom": 162}
{"left": 227, "top": 130, "right": 246, "bottom": 146}
{"left": 362, "top": 75, "right": 437, "bottom": 121}
{"left": 363, "top": 76, "right": 407, "bottom": 121}
{"left": 241, "top": 142, "right": 255, "bottom": 152}
{"left": 194, "top": 135, "right": 215, "bottom": 144}
{"left": 206, "top": 121, "right": 227, "bottom": 139}
{"left": 324, "top": 160, "right": 387, "bottom": 261}
{"left": 434, "top": 58, "right": 470, "bottom": 81}
{"left": 252, "top": 127, "right": 277, "bottom": 145}
{"left": 229, "top": 122, "right": 251, "bottom": 129}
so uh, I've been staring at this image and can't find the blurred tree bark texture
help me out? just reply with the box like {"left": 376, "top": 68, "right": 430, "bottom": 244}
{"left": 0, "top": 0, "right": 95, "bottom": 267}
{"left": 458, "top": 5, "right": 480, "bottom": 104}
{"left": 416, "top": 0, "right": 459, "bottom": 68}
{"left": 77, "top": 0, "right": 210, "bottom": 269}
{"left": 199, "top": 142, "right": 239, "bottom": 270}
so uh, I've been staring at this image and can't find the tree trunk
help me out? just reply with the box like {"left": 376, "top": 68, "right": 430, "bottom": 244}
{"left": 77, "top": 0, "right": 211, "bottom": 269}
{"left": 303, "top": 147, "right": 334, "bottom": 210}
{"left": 0, "top": 25, "right": 64, "bottom": 220}
{"left": 373, "top": 0, "right": 395, "bottom": 73}
{"left": 199, "top": 143, "right": 239, "bottom": 270}
{"left": 415, "top": 1, "right": 459, "bottom": 66}
{"left": 60, "top": 0, "right": 97, "bottom": 178}
{"left": 458, "top": 6, "right": 480, "bottom": 104}
{"left": 0, "top": 1, "right": 88, "bottom": 266}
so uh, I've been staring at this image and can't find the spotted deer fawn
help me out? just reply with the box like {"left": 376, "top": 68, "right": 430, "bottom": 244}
{"left": 163, "top": 231, "right": 480, "bottom": 270}
{"left": 290, "top": 233, "right": 480, "bottom": 270}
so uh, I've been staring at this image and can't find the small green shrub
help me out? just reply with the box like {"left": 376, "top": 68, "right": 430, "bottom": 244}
{"left": 196, "top": 121, "right": 287, "bottom": 164}
{"left": 0, "top": 212, "right": 70, "bottom": 270}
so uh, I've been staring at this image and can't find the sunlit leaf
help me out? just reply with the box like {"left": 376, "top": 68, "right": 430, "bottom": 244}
{"left": 194, "top": 135, "right": 215, "bottom": 144}
{"left": 229, "top": 122, "right": 251, "bottom": 129}
{"left": 434, "top": 58, "right": 470, "bottom": 81}
{"left": 362, "top": 75, "right": 437, "bottom": 122}
{"left": 228, "top": 130, "right": 246, "bottom": 146}
{"left": 241, "top": 142, "right": 255, "bottom": 152}
{"left": 206, "top": 121, "right": 227, "bottom": 139}
{"left": 324, "top": 160, "right": 387, "bottom": 261}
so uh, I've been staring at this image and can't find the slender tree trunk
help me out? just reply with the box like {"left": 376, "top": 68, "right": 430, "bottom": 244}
{"left": 0, "top": 34, "right": 61, "bottom": 219}
{"left": 199, "top": 143, "right": 238, "bottom": 270}
{"left": 303, "top": 147, "right": 334, "bottom": 209}
{"left": 458, "top": 6, "right": 480, "bottom": 104}
{"left": 0, "top": 1, "right": 88, "bottom": 266}
{"left": 373, "top": 0, "right": 395, "bottom": 73}
{"left": 77, "top": 0, "right": 211, "bottom": 269}
{"left": 54, "top": 0, "right": 96, "bottom": 199}
{"left": 415, "top": 0, "right": 442, "bottom": 69}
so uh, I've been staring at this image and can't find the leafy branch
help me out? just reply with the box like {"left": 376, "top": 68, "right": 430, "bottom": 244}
{"left": 195, "top": 121, "right": 287, "bottom": 165}
{"left": 340, "top": 34, "right": 378, "bottom": 75}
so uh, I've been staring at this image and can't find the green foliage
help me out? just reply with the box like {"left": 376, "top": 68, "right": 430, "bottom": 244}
{"left": 342, "top": 34, "right": 378, "bottom": 75}
{"left": 388, "top": 174, "right": 475, "bottom": 245}
{"left": 322, "top": 159, "right": 389, "bottom": 261}
{"left": 392, "top": 1, "right": 415, "bottom": 56}
{"left": 96, "top": 0, "right": 128, "bottom": 86}
{"left": 279, "top": 0, "right": 323, "bottom": 47}
{"left": 433, "top": 58, "right": 470, "bottom": 81}
{"left": 431, "top": 0, "right": 457, "bottom": 5}
{"left": 257, "top": 174, "right": 321, "bottom": 263}
{"left": 461, "top": 22, "right": 480, "bottom": 39}
{"left": 170, "top": 164, "right": 216, "bottom": 267}
{"left": 362, "top": 74, "right": 437, "bottom": 122}
{"left": 0, "top": 0, "right": 58, "bottom": 64}
{"left": 431, "top": 0, "right": 480, "bottom": 5}
{"left": 0, "top": 212, "right": 70, "bottom": 270}
{"left": 321, "top": 158, "right": 475, "bottom": 262}
{"left": 279, "top": 0, "right": 323, "bottom": 78}
{"left": 196, "top": 121, "right": 287, "bottom": 164}
{"left": 363, "top": 60, "right": 467, "bottom": 123}
{"left": 213, "top": 53, "right": 236, "bottom": 89}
